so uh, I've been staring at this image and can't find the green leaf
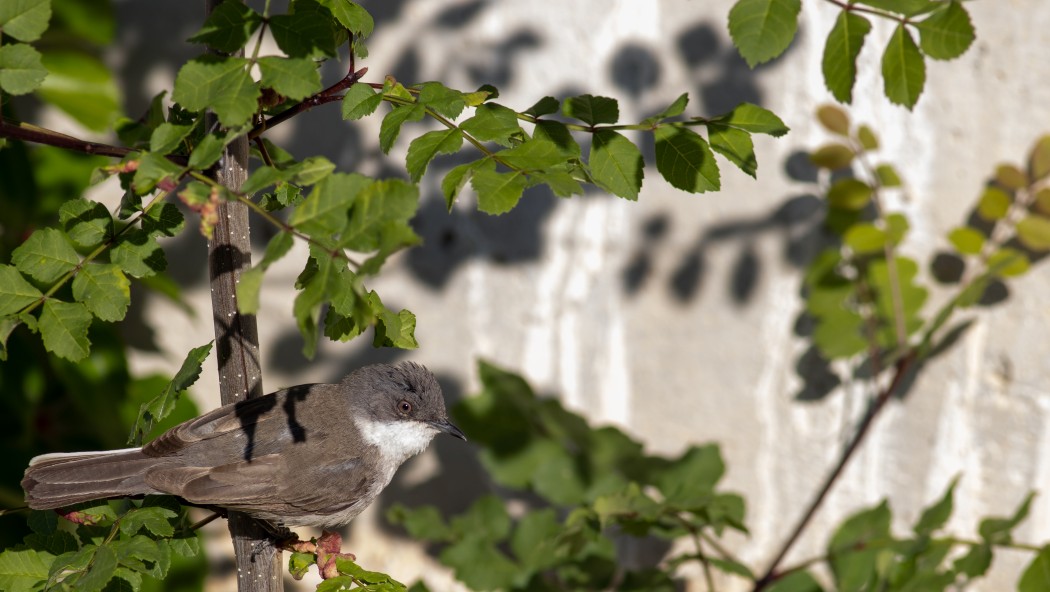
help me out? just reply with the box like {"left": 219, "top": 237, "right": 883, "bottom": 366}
{"left": 765, "top": 570, "right": 825, "bottom": 592}
{"left": 379, "top": 103, "right": 426, "bottom": 154}
{"left": 172, "top": 56, "right": 260, "bottom": 127}
{"left": 533, "top": 120, "right": 581, "bottom": 158}
{"left": 524, "top": 96, "right": 560, "bottom": 117}
{"left": 590, "top": 129, "right": 643, "bottom": 200}
{"left": 979, "top": 492, "right": 1034, "bottom": 544}
{"left": 188, "top": 131, "right": 229, "bottom": 170}
{"left": 341, "top": 178, "right": 419, "bottom": 251}
{"left": 857, "top": 125, "right": 879, "bottom": 150}
{"left": 418, "top": 81, "right": 467, "bottom": 119}
{"left": 460, "top": 103, "right": 523, "bottom": 147}
{"left": 947, "top": 227, "right": 984, "bottom": 255}
{"left": 562, "top": 94, "right": 619, "bottom": 126}
{"left": 270, "top": 1, "right": 338, "bottom": 59}
{"left": 882, "top": 24, "right": 926, "bottom": 108}
{"left": 237, "top": 232, "right": 294, "bottom": 315}
{"left": 288, "top": 155, "right": 337, "bottom": 185}
{"left": 0, "top": 265, "right": 42, "bottom": 316}
{"left": 72, "top": 263, "right": 130, "bottom": 322}
{"left": 914, "top": 477, "right": 957, "bottom": 535}
{"left": 77, "top": 544, "right": 117, "bottom": 592}
{"left": 875, "top": 163, "right": 901, "bottom": 187}
{"left": 37, "top": 51, "right": 120, "bottom": 131}
{"left": 0, "top": 43, "right": 47, "bottom": 95}
{"left": 186, "top": 0, "right": 263, "bottom": 53}
{"left": 0, "top": 548, "right": 53, "bottom": 592}
{"left": 39, "top": 299, "right": 92, "bottom": 361}
{"left": 257, "top": 56, "right": 321, "bottom": 101}
{"left": 914, "top": 1, "right": 974, "bottom": 61}
{"left": 120, "top": 507, "right": 177, "bottom": 537}
{"left": 1020, "top": 546, "right": 1050, "bottom": 592}
{"left": 844, "top": 223, "right": 886, "bottom": 254}
{"left": 387, "top": 504, "right": 452, "bottom": 541}
{"left": 129, "top": 342, "right": 212, "bottom": 444}
{"left": 977, "top": 187, "right": 1012, "bottom": 221}
{"left": 656, "top": 444, "right": 725, "bottom": 503}
{"left": 654, "top": 126, "right": 719, "bottom": 193}
{"left": 814, "top": 310, "right": 867, "bottom": 359}
{"left": 855, "top": 0, "right": 936, "bottom": 16}
{"left": 822, "top": 11, "right": 871, "bottom": 103}
{"left": 530, "top": 170, "right": 583, "bottom": 198}
{"left": 1016, "top": 215, "right": 1050, "bottom": 251}
{"left": 317, "top": 0, "right": 373, "bottom": 36}
{"left": 709, "top": 121, "right": 760, "bottom": 176}
{"left": 0, "top": 0, "right": 52, "bottom": 42}
{"left": 149, "top": 123, "right": 193, "bottom": 155}
{"left": 110, "top": 229, "right": 166, "bottom": 278}
{"left": 471, "top": 167, "right": 527, "bottom": 215}
{"left": 12, "top": 228, "right": 79, "bottom": 284}
{"left": 134, "top": 152, "right": 184, "bottom": 194}
{"left": 809, "top": 143, "right": 854, "bottom": 169}
{"left": 406, "top": 128, "right": 463, "bottom": 182}
{"left": 827, "top": 178, "right": 872, "bottom": 210}
{"left": 707, "top": 102, "right": 789, "bottom": 136}
{"left": 341, "top": 82, "right": 382, "bottom": 120}
{"left": 653, "top": 92, "right": 689, "bottom": 121}
{"left": 954, "top": 543, "right": 992, "bottom": 577}
{"left": 442, "top": 160, "right": 484, "bottom": 210}
{"left": 988, "top": 248, "right": 1029, "bottom": 278}
{"left": 499, "top": 137, "right": 567, "bottom": 171}
{"left": 291, "top": 172, "right": 371, "bottom": 237}
{"left": 816, "top": 104, "right": 850, "bottom": 135}
{"left": 142, "top": 202, "right": 186, "bottom": 238}
{"left": 58, "top": 199, "right": 112, "bottom": 251}
{"left": 373, "top": 304, "right": 418, "bottom": 349}
{"left": 996, "top": 164, "right": 1029, "bottom": 190}
{"left": 728, "top": 0, "right": 802, "bottom": 68}
{"left": 828, "top": 501, "right": 891, "bottom": 591}
{"left": 1029, "top": 135, "right": 1050, "bottom": 181}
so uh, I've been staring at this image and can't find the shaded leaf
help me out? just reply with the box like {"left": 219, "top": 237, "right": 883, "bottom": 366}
{"left": 406, "top": 128, "right": 463, "bottom": 182}
{"left": 187, "top": 0, "right": 263, "bottom": 53}
{"left": 499, "top": 137, "right": 567, "bottom": 171}
{"left": 270, "top": 1, "right": 337, "bottom": 59}
{"left": 708, "top": 124, "right": 757, "bottom": 177}
{"left": 72, "top": 263, "right": 130, "bottom": 322}
{"left": 290, "top": 172, "right": 371, "bottom": 237}
{"left": 379, "top": 103, "right": 426, "bottom": 154}
{"left": 37, "top": 51, "right": 121, "bottom": 131}
{"left": 0, "top": 548, "right": 53, "bottom": 592}
{"left": 110, "top": 229, "right": 166, "bottom": 278}
{"left": 827, "top": 178, "right": 872, "bottom": 210}
{"left": 524, "top": 96, "right": 560, "bottom": 117}
{"left": 39, "top": 300, "right": 92, "bottom": 361}
{"left": 655, "top": 126, "right": 720, "bottom": 192}
{"left": 317, "top": 0, "right": 373, "bottom": 36}
{"left": 257, "top": 56, "right": 321, "bottom": 101}
{"left": 471, "top": 167, "right": 527, "bottom": 215}
{"left": 562, "top": 94, "right": 619, "bottom": 126}
{"left": 1019, "top": 546, "right": 1050, "bottom": 592}
{"left": 341, "top": 82, "right": 382, "bottom": 120}
{"left": 149, "top": 123, "right": 193, "bottom": 156}
{"left": 0, "top": 265, "right": 42, "bottom": 316}
{"left": 129, "top": 342, "right": 212, "bottom": 445}
{"left": 172, "top": 55, "right": 259, "bottom": 127}
{"left": 706, "top": 102, "right": 789, "bottom": 136}
{"left": 590, "top": 129, "right": 643, "bottom": 200}
{"left": 728, "top": 0, "right": 802, "bottom": 67}
{"left": 12, "top": 228, "right": 79, "bottom": 284}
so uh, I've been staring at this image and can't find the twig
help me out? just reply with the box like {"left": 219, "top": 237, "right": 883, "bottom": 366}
{"left": 752, "top": 352, "right": 917, "bottom": 591}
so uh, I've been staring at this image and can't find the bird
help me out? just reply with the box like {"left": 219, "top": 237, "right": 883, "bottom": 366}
{"left": 22, "top": 361, "right": 466, "bottom": 529}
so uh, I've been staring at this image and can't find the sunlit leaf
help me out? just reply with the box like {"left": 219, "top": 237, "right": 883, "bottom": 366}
{"left": 822, "top": 11, "right": 871, "bottom": 103}
{"left": 728, "top": 0, "right": 802, "bottom": 67}
{"left": 882, "top": 24, "right": 926, "bottom": 108}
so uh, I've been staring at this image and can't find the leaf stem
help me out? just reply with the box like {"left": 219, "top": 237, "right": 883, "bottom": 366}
{"left": 824, "top": 0, "right": 910, "bottom": 23}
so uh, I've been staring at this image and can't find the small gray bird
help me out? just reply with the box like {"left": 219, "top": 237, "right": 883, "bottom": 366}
{"left": 22, "top": 362, "right": 465, "bottom": 528}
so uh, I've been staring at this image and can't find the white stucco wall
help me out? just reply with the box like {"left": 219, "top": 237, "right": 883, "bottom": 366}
{"left": 107, "top": 1, "right": 1050, "bottom": 590}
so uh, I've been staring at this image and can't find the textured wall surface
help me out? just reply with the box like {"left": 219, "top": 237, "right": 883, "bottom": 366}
{"left": 102, "top": 1, "right": 1050, "bottom": 590}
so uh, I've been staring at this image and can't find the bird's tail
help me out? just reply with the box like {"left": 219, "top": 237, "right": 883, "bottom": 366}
{"left": 22, "top": 448, "right": 163, "bottom": 510}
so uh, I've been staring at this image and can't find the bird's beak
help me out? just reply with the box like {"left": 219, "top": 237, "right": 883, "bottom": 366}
{"left": 429, "top": 418, "right": 467, "bottom": 441}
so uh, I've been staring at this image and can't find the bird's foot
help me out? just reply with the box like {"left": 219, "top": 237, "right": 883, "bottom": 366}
{"left": 280, "top": 530, "right": 355, "bottom": 580}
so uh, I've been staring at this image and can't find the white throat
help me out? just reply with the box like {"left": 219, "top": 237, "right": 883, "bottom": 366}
{"left": 354, "top": 416, "right": 437, "bottom": 466}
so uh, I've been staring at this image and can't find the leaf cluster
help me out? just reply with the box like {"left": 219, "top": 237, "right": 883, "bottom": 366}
{"left": 0, "top": 499, "right": 202, "bottom": 592}
{"left": 387, "top": 361, "right": 748, "bottom": 591}
{"left": 728, "top": 0, "right": 976, "bottom": 108}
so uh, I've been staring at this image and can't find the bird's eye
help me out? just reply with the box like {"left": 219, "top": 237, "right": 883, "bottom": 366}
{"left": 398, "top": 400, "right": 413, "bottom": 414}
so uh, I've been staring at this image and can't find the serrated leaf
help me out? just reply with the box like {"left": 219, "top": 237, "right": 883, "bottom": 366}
{"left": 728, "top": 0, "right": 802, "bottom": 68}
{"left": 530, "top": 170, "right": 583, "bottom": 197}
{"left": 406, "top": 128, "right": 463, "bottom": 182}
{"left": 149, "top": 123, "right": 193, "bottom": 155}
{"left": 72, "top": 264, "right": 130, "bottom": 322}
{"left": 0, "top": 548, "right": 53, "bottom": 592}
{"left": 241, "top": 166, "right": 290, "bottom": 195}
{"left": 12, "top": 228, "right": 80, "bottom": 284}
{"left": 129, "top": 342, "right": 212, "bottom": 444}
{"left": 822, "top": 11, "right": 871, "bottom": 103}
{"left": 172, "top": 56, "right": 259, "bottom": 127}
{"left": 882, "top": 24, "right": 926, "bottom": 108}
{"left": 707, "top": 102, "right": 789, "bottom": 136}
{"left": 654, "top": 126, "right": 719, "bottom": 193}
{"left": 317, "top": 0, "right": 373, "bottom": 36}
{"left": 915, "top": 1, "right": 974, "bottom": 60}
{"left": 270, "top": 2, "right": 337, "bottom": 59}
{"left": 77, "top": 544, "right": 117, "bottom": 592}
{"left": 291, "top": 172, "right": 371, "bottom": 237}
{"left": 342, "top": 82, "right": 382, "bottom": 120}
{"left": 1016, "top": 215, "right": 1050, "bottom": 251}
{"left": 562, "top": 94, "right": 619, "bottom": 126}
{"left": 341, "top": 178, "right": 419, "bottom": 251}
{"left": 188, "top": 132, "right": 228, "bottom": 170}
{"left": 524, "top": 96, "right": 560, "bottom": 117}
{"left": 374, "top": 304, "right": 418, "bottom": 349}
{"left": 816, "top": 104, "right": 851, "bottom": 135}
{"left": 654, "top": 93, "right": 689, "bottom": 121}
{"left": 39, "top": 300, "right": 92, "bottom": 361}
{"left": 120, "top": 507, "right": 177, "bottom": 537}
{"left": 471, "top": 167, "right": 527, "bottom": 215}
{"left": 0, "top": 43, "right": 47, "bottom": 95}
{"left": 0, "top": 0, "right": 52, "bottom": 42}
{"left": 110, "top": 229, "right": 166, "bottom": 278}
{"left": 460, "top": 103, "right": 522, "bottom": 147}
{"left": 442, "top": 161, "right": 483, "bottom": 210}
{"left": 418, "top": 81, "right": 466, "bottom": 119}
{"left": 499, "top": 137, "right": 567, "bottom": 171}
{"left": 590, "top": 129, "right": 643, "bottom": 200}
{"left": 533, "top": 120, "right": 581, "bottom": 158}
{"left": 0, "top": 265, "right": 42, "bottom": 316}
{"left": 289, "top": 155, "right": 337, "bottom": 185}
{"left": 948, "top": 227, "right": 984, "bottom": 255}
{"left": 827, "top": 178, "right": 872, "bottom": 210}
{"left": 134, "top": 152, "right": 184, "bottom": 194}
{"left": 59, "top": 200, "right": 113, "bottom": 250}
{"left": 187, "top": 0, "right": 263, "bottom": 53}
{"left": 379, "top": 103, "right": 426, "bottom": 153}
{"left": 809, "top": 144, "right": 855, "bottom": 169}
{"left": 257, "top": 56, "right": 321, "bottom": 101}
{"left": 142, "top": 202, "right": 186, "bottom": 238}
